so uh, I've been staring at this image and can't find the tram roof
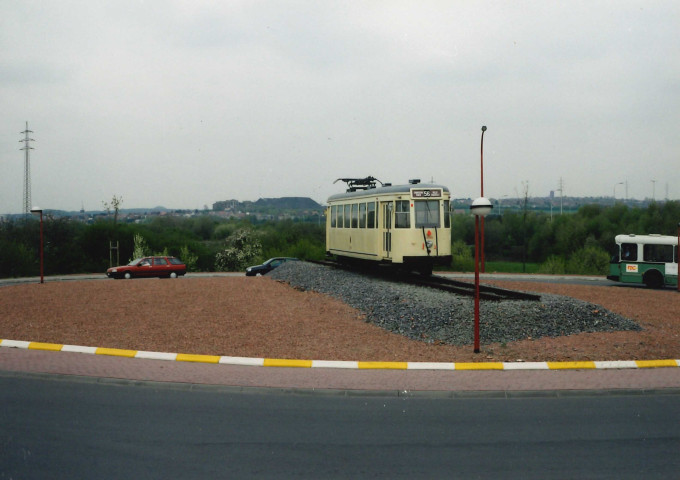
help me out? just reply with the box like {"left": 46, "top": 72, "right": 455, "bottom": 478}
{"left": 327, "top": 183, "right": 450, "bottom": 202}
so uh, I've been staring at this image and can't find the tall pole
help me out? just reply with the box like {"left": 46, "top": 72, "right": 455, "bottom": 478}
{"left": 474, "top": 215, "right": 481, "bottom": 353}
{"left": 38, "top": 211, "right": 44, "bottom": 284}
{"left": 480, "top": 126, "right": 487, "bottom": 273}
{"left": 19, "top": 122, "right": 35, "bottom": 215}
{"left": 470, "top": 197, "right": 492, "bottom": 354}
{"left": 614, "top": 182, "right": 623, "bottom": 201}
{"left": 31, "top": 207, "right": 44, "bottom": 284}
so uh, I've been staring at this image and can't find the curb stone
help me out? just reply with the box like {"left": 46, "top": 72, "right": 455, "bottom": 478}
{"left": 2, "top": 338, "right": 679, "bottom": 371}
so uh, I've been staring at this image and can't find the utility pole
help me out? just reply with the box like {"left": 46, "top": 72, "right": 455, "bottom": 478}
{"left": 557, "top": 177, "right": 564, "bottom": 215}
{"left": 19, "top": 122, "right": 35, "bottom": 215}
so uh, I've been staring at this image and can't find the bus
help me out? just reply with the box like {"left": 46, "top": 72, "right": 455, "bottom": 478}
{"left": 608, "top": 234, "right": 678, "bottom": 288}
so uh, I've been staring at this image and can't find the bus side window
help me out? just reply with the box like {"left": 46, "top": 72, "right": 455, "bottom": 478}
{"left": 621, "top": 243, "right": 637, "bottom": 261}
{"left": 644, "top": 244, "right": 674, "bottom": 263}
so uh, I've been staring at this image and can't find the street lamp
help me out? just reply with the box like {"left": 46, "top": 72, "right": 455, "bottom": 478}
{"left": 30, "top": 207, "right": 44, "bottom": 284}
{"left": 613, "top": 182, "right": 623, "bottom": 200}
{"left": 470, "top": 197, "right": 493, "bottom": 353}
{"left": 480, "top": 126, "right": 487, "bottom": 273}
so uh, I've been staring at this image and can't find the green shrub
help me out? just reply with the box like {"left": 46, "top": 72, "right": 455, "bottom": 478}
{"left": 450, "top": 240, "right": 474, "bottom": 272}
{"left": 538, "top": 255, "right": 567, "bottom": 274}
{"left": 567, "top": 245, "right": 610, "bottom": 275}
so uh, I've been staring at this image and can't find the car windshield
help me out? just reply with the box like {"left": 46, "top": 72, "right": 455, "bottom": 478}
{"left": 128, "top": 258, "right": 144, "bottom": 266}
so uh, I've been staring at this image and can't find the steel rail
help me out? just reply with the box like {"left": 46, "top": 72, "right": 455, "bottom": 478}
{"left": 308, "top": 260, "right": 540, "bottom": 302}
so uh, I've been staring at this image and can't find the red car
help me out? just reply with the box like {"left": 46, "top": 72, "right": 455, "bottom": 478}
{"left": 106, "top": 256, "right": 186, "bottom": 279}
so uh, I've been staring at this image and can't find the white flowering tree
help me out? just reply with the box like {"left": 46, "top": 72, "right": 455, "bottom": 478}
{"left": 131, "top": 233, "right": 150, "bottom": 261}
{"left": 214, "top": 228, "right": 262, "bottom": 272}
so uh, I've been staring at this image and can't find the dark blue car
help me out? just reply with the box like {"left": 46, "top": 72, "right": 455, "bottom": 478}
{"left": 245, "top": 257, "right": 299, "bottom": 276}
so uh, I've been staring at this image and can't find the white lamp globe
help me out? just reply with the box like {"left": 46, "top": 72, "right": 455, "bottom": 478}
{"left": 470, "top": 197, "right": 493, "bottom": 217}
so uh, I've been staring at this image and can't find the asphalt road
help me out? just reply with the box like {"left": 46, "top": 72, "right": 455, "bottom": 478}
{"left": 2, "top": 374, "right": 678, "bottom": 479}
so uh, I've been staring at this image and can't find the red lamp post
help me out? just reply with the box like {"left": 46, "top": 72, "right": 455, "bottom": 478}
{"left": 30, "top": 207, "right": 44, "bottom": 284}
{"left": 480, "top": 126, "right": 487, "bottom": 273}
{"left": 470, "top": 197, "right": 493, "bottom": 353}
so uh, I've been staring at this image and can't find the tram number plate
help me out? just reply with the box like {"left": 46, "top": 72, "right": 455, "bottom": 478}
{"left": 412, "top": 188, "right": 442, "bottom": 199}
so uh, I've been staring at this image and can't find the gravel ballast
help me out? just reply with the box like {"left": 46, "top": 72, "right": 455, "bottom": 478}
{"left": 269, "top": 262, "right": 642, "bottom": 347}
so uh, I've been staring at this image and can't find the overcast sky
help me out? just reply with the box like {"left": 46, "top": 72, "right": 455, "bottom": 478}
{"left": 1, "top": 1, "right": 679, "bottom": 213}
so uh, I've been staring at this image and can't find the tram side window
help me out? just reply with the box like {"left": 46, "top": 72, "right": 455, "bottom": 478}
{"left": 359, "top": 203, "right": 367, "bottom": 228}
{"left": 344, "top": 204, "right": 351, "bottom": 228}
{"left": 330, "top": 206, "right": 337, "bottom": 228}
{"left": 643, "top": 244, "right": 674, "bottom": 263}
{"left": 415, "top": 200, "right": 440, "bottom": 228}
{"left": 444, "top": 200, "right": 451, "bottom": 228}
{"left": 367, "top": 202, "right": 376, "bottom": 229}
{"left": 351, "top": 204, "right": 359, "bottom": 228}
{"left": 620, "top": 243, "right": 637, "bottom": 261}
{"left": 395, "top": 201, "right": 410, "bottom": 228}
{"left": 336, "top": 205, "right": 343, "bottom": 228}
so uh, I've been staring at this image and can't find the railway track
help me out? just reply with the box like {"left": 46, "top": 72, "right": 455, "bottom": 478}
{"left": 309, "top": 260, "right": 541, "bottom": 302}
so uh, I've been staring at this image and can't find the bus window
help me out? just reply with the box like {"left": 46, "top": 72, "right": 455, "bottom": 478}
{"left": 367, "top": 202, "right": 376, "bottom": 228}
{"left": 621, "top": 243, "right": 637, "bottom": 261}
{"left": 344, "top": 204, "right": 351, "bottom": 228}
{"left": 359, "top": 203, "right": 367, "bottom": 228}
{"left": 415, "top": 200, "right": 440, "bottom": 228}
{"left": 395, "top": 200, "right": 410, "bottom": 228}
{"left": 644, "top": 244, "right": 674, "bottom": 263}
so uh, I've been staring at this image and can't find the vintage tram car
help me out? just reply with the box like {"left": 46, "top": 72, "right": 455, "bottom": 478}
{"left": 326, "top": 177, "right": 452, "bottom": 274}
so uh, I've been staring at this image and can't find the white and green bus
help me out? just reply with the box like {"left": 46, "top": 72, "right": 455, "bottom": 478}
{"left": 608, "top": 234, "right": 678, "bottom": 288}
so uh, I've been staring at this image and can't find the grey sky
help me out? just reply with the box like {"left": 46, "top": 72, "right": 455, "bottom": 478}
{"left": 1, "top": 1, "right": 679, "bottom": 213}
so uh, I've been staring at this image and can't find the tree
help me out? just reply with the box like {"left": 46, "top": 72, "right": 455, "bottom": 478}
{"left": 214, "top": 228, "right": 262, "bottom": 272}
{"left": 131, "top": 233, "right": 150, "bottom": 260}
{"left": 102, "top": 195, "right": 123, "bottom": 225}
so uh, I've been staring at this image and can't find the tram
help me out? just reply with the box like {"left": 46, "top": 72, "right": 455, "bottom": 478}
{"left": 326, "top": 177, "right": 452, "bottom": 275}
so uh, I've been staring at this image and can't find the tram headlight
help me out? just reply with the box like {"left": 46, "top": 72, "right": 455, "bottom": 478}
{"left": 426, "top": 240, "right": 434, "bottom": 249}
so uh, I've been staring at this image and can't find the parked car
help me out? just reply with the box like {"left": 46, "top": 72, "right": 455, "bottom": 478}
{"left": 107, "top": 256, "right": 187, "bottom": 279}
{"left": 245, "top": 257, "right": 298, "bottom": 276}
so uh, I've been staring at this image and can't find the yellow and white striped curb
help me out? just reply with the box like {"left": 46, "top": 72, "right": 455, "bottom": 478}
{"left": 2, "top": 339, "right": 679, "bottom": 370}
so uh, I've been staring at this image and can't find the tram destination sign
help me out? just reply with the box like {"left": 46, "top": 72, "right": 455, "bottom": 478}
{"left": 411, "top": 188, "right": 442, "bottom": 199}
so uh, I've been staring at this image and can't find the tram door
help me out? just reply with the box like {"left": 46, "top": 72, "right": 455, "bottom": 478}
{"left": 381, "top": 202, "right": 393, "bottom": 259}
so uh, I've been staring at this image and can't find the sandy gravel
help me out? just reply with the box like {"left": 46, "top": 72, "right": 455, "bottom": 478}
{"left": 1, "top": 275, "right": 678, "bottom": 363}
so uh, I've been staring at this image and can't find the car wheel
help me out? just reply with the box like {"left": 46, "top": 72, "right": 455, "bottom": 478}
{"left": 170, "top": 272, "right": 177, "bottom": 279}
{"left": 124, "top": 272, "right": 132, "bottom": 280}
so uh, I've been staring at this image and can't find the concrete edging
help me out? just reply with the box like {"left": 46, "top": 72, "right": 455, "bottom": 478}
{"left": 2, "top": 338, "right": 679, "bottom": 371}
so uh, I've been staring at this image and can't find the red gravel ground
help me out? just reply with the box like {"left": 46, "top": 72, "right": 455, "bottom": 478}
{"left": 1, "top": 276, "right": 678, "bottom": 363}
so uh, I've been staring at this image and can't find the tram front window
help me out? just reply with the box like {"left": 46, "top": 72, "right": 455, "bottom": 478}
{"left": 415, "top": 200, "right": 439, "bottom": 228}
